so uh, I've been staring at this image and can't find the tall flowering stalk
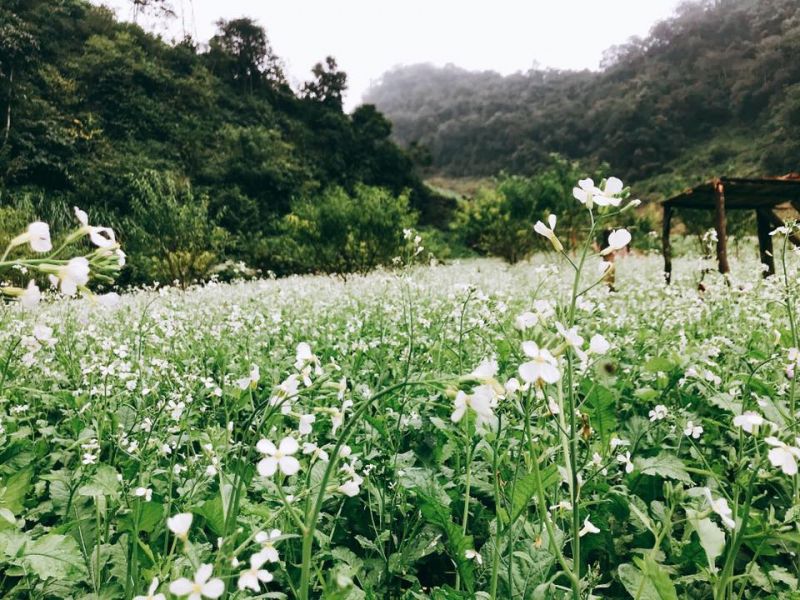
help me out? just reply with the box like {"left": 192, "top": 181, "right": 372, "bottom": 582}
{"left": 530, "top": 176, "right": 638, "bottom": 599}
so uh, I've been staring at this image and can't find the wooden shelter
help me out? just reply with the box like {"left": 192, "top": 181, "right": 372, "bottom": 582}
{"left": 661, "top": 175, "right": 800, "bottom": 283}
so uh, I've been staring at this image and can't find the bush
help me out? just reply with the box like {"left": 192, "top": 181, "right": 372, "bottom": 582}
{"left": 273, "top": 184, "right": 415, "bottom": 276}
{"left": 452, "top": 158, "right": 597, "bottom": 263}
{"left": 123, "top": 171, "right": 229, "bottom": 287}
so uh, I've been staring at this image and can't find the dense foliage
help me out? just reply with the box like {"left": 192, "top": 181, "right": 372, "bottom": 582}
{"left": 0, "top": 0, "right": 447, "bottom": 282}
{"left": 365, "top": 0, "right": 800, "bottom": 193}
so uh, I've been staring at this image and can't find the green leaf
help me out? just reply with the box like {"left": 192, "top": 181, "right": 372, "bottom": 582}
{"left": 583, "top": 385, "right": 617, "bottom": 445}
{"left": 644, "top": 357, "right": 674, "bottom": 373}
{"left": 197, "top": 496, "right": 226, "bottom": 537}
{"left": 418, "top": 494, "right": 474, "bottom": 593}
{"left": 78, "top": 465, "right": 120, "bottom": 500}
{"left": 0, "top": 468, "right": 32, "bottom": 515}
{"left": 639, "top": 557, "right": 678, "bottom": 600}
{"left": 619, "top": 558, "right": 678, "bottom": 600}
{"left": 20, "top": 534, "right": 86, "bottom": 581}
{"left": 634, "top": 454, "right": 692, "bottom": 484}
{"left": 507, "top": 464, "right": 558, "bottom": 525}
{"left": 686, "top": 508, "right": 725, "bottom": 572}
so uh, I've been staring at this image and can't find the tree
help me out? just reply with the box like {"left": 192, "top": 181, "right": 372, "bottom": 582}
{"left": 207, "top": 18, "right": 284, "bottom": 93}
{"left": 0, "top": 9, "right": 37, "bottom": 150}
{"left": 302, "top": 56, "right": 347, "bottom": 110}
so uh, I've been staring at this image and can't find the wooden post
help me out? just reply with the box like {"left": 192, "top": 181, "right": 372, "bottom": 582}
{"left": 713, "top": 179, "right": 730, "bottom": 275}
{"left": 756, "top": 208, "right": 775, "bottom": 277}
{"left": 662, "top": 204, "right": 673, "bottom": 284}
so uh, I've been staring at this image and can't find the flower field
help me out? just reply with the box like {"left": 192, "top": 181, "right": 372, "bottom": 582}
{"left": 2, "top": 205, "right": 800, "bottom": 599}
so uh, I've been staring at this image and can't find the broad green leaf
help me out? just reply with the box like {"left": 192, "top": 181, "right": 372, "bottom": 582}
{"left": 634, "top": 454, "right": 692, "bottom": 484}
{"left": 0, "top": 469, "right": 32, "bottom": 515}
{"left": 78, "top": 465, "right": 120, "bottom": 499}
{"left": 197, "top": 496, "right": 226, "bottom": 537}
{"left": 582, "top": 384, "right": 617, "bottom": 445}
{"left": 639, "top": 556, "right": 679, "bottom": 600}
{"left": 418, "top": 494, "right": 474, "bottom": 593}
{"left": 619, "top": 558, "right": 678, "bottom": 600}
{"left": 507, "top": 464, "right": 558, "bottom": 525}
{"left": 20, "top": 534, "right": 86, "bottom": 581}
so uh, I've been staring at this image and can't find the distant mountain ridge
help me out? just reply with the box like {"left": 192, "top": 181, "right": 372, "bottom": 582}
{"left": 365, "top": 0, "right": 800, "bottom": 197}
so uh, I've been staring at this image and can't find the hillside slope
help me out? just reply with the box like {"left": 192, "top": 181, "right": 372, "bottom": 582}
{"left": 365, "top": 0, "right": 800, "bottom": 196}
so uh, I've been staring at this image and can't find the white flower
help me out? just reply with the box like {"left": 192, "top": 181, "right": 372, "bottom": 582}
{"left": 573, "top": 177, "right": 623, "bottom": 209}
{"left": 256, "top": 437, "right": 300, "bottom": 477}
{"left": 134, "top": 487, "right": 153, "bottom": 502}
{"left": 610, "top": 436, "right": 630, "bottom": 449}
{"left": 298, "top": 414, "right": 315, "bottom": 435}
{"left": 601, "top": 176, "right": 624, "bottom": 197}
{"left": 518, "top": 341, "right": 561, "bottom": 385}
{"left": 514, "top": 311, "right": 538, "bottom": 330}
{"left": 56, "top": 257, "right": 90, "bottom": 296}
{"left": 534, "top": 214, "right": 563, "bottom": 252}
{"left": 74, "top": 207, "right": 117, "bottom": 248}
{"left": 601, "top": 229, "right": 632, "bottom": 255}
{"left": 703, "top": 488, "right": 735, "bottom": 529}
{"left": 254, "top": 529, "right": 282, "bottom": 562}
{"left": 616, "top": 451, "right": 634, "bottom": 473}
{"left": 134, "top": 578, "right": 166, "bottom": 600}
{"left": 733, "top": 411, "right": 764, "bottom": 434}
{"left": 13, "top": 222, "right": 52, "bottom": 253}
{"left": 237, "top": 364, "right": 260, "bottom": 390}
{"left": 169, "top": 564, "right": 224, "bottom": 600}
{"left": 556, "top": 322, "right": 584, "bottom": 349}
{"left": 464, "top": 549, "right": 483, "bottom": 565}
{"left": 573, "top": 178, "right": 601, "bottom": 209}
{"left": 684, "top": 421, "right": 703, "bottom": 439}
{"left": 167, "top": 513, "right": 193, "bottom": 540}
{"left": 97, "top": 292, "right": 120, "bottom": 308}
{"left": 589, "top": 334, "right": 610, "bottom": 355}
{"left": 450, "top": 386, "right": 497, "bottom": 430}
{"left": 237, "top": 552, "right": 274, "bottom": 592}
{"left": 20, "top": 280, "right": 41, "bottom": 309}
{"left": 765, "top": 437, "right": 800, "bottom": 476}
{"left": 295, "top": 342, "right": 314, "bottom": 370}
{"left": 579, "top": 516, "right": 600, "bottom": 537}
{"left": 337, "top": 463, "right": 365, "bottom": 497}
{"left": 89, "top": 226, "right": 116, "bottom": 249}
{"left": 504, "top": 377, "right": 520, "bottom": 395}
{"left": 74, "top": 206, "right": 89, "bottom": 226}
{"left": 470, "top": 358, "right": 498, "bottom": 381}
{"left": 648, "top": 405, "right": 668, "bottom": 421}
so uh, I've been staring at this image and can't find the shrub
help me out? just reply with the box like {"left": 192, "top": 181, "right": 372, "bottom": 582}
{"left": 274, "top": 184, "right": 415, "bottom": 276}
{"left": 123, "top": 171, "right": 229, "bottom": 287}
{"left": 453, "top": 157, "right": 594, "bottom": 263}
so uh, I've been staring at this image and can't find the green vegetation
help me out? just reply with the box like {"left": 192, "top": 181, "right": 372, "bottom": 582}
{"left": 0, "top": 0, "right": 448, "bottom": 284}
{"left": 365, "top": 0, "right": 800, "bottom": 192}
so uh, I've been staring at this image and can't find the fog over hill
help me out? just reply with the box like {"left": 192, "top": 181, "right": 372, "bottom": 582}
{"left": 365, "top": 0, "right": 800, "bottom": 193}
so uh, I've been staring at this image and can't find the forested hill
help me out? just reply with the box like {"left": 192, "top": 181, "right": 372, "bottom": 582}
{"left": 0, "top": 1, "right": 445, "bottom": 256}
{"left": 365, "top": 0, "right": 800, "bottom": 195}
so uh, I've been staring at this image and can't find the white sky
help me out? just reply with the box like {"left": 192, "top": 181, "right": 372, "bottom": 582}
{"left": 92, "top": 0, "right": 683, "bottom": 111}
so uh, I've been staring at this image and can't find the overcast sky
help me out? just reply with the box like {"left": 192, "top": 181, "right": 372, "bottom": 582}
{"left": 93, "top": 0, "right": 684, "bottom": 111}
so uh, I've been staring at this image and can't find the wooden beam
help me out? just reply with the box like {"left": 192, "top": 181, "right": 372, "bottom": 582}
{"left": 662, "top": 204, "right": 673, "bottom": 284}
{"left": 713, "top": 179, "right": 730, "bottom": 274}
{"left": 756, "top": 209, "right": 775, "bottom": 277}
